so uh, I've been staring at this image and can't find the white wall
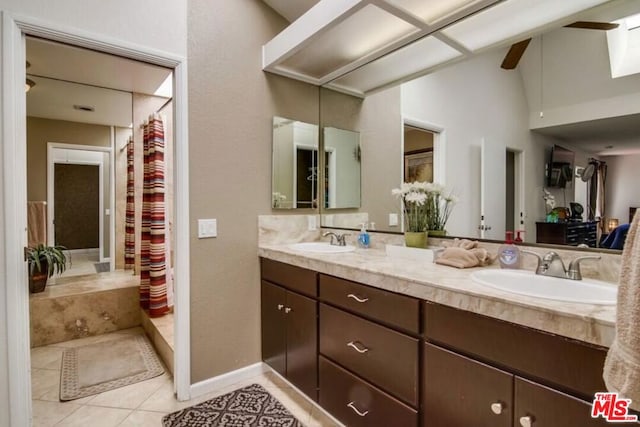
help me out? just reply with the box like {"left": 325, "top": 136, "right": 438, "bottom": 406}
{"left": 0, "top": 2, "right": 186, "bottom": 425}
{"left": 403, "top": 49, "right": 555, "bottom": 242}
{"left": 604, "top": 154, "right": 640, "bottom": 223}
{"left": 520, "top": 28, "right": 640, "bottom": 129}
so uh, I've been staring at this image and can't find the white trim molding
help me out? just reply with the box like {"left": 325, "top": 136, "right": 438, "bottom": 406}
{"left": 1, "top": 13, "right": 191, "bottom": 425}
{"left": 190, "top": 363, "right": 268, "bottom": 400}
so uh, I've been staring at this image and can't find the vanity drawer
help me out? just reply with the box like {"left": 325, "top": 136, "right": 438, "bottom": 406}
{"left": 319, "top": 356, "right": 418, "bottom": 427}
{"left": 319, "top": 274, "right": 420, "bottom": 334}
{"left": 423, "top": 301, "right": 607, "bottom": 399}
{"left": 320, "top": 303, "right": 419, "bottom": 406}
{"left": 260, "top": 258, "right": 317, "bottom": 297}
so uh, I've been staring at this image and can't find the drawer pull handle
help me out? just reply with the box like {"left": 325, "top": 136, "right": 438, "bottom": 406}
{"left": 519, "top": 415, "right": 533, "bottom": 427}
{"left": 277, "top": 304, "right": 284, "bottom": 311}
{"left": 490, "top": 402, "right": 504, "bottom": 415}
{"left": 347, "top": 402, "right": 369, "bottom": 417}
{"left": 347, "top": 341, "right": 369, "bottom": 353}
{"left": 284, "top": 307, "right": 292, "bottom": 314}
{"left": 347, "top": 294, "right": 369, "bottom": 303}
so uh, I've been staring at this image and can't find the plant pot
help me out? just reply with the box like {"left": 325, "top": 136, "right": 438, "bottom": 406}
{"left": 29, "top": 261, "right": 49, "bottom": 293}
{"left": 428, "top": 230, "right": 447, "bottom": 238}
{"left": 29, "top": 272, "right": 48, "bottom": 293}
{"left": 404, "top": 231, "right": 428, "bottom": 248}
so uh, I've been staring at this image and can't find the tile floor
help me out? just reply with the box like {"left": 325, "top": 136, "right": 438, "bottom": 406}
{"left": 31, "top": 328, "right": 341, "bottom": 426}
{"left": 54, "top": 249, "right": 101, "bottom": 280}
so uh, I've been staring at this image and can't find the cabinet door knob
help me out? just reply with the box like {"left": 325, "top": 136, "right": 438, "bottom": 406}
{"left": 490, "top": 402, "right": 504, "bottom": 415}
{"left": 347, "top": 293, "right": 369, "bottom": 303}
{"left": 347, "top": 401, "right": 369, "bottom": 417}
{"left": 519, "top": 415, "right": 533, "bottom": 427}
{"left": 277, "top": 304, "right": 284, "bottom": 311}
{"left": 347, "top": 341, "right": 369, "bottom": 353}
{"left": 284, "top": 307, "right": 292, "bottom": 314}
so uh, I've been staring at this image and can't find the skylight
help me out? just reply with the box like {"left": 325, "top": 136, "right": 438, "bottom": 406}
{"left": 606, "top": 13, "right": 640, "bottom": 78}
{"left": 625, "top": 12, "right": 640, "bottom": 31}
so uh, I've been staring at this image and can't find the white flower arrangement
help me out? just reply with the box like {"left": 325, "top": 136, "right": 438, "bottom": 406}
{"left": 392, "top": 182, "right": 458, "bottom": 232}
{"left": 272, "top": 192, "right": 287, "bottom": 208}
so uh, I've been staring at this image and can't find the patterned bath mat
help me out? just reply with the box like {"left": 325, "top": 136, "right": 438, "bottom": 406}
{"left": 60, "top": 334, "right": 164, "bottom": 401}
{"left": 162, "top": 383, "right": 303, "bottom": 427}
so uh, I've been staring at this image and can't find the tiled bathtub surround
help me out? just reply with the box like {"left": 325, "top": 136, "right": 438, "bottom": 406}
{"left": 258, "top": 215, "right": 621, "bottom": 347}
{"left": 30, "top": 271, "right": 140, "bottom": 347}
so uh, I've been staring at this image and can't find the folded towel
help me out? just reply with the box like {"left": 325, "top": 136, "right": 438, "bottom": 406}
{"left": 435, "top": 239, "right": 497, "bottom": 269}
{"left": 603, "top": 210, "right": 640, "bottom": 411}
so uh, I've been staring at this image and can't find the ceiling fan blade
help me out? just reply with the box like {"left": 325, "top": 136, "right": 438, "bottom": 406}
{"left": 501, "top": 38, "right": 531, "bottom": 70}
{"left": 564, "top": 21, "right": 619, "bottom": 30}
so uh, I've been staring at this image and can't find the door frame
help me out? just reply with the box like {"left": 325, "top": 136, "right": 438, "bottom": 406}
{"left": 47, "top": 143, "right": 109, "bottom": 262}
{"left": 2, "top": 12, "right": 191, "bottom": 426}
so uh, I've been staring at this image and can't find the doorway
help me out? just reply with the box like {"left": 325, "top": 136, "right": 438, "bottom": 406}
{"left": 3, "top": 16, "right": 191, "bottom": 425}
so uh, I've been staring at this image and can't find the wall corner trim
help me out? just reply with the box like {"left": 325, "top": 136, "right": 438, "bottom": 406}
{"left": 188, "top": 362, "right": 268, "bottom": 400}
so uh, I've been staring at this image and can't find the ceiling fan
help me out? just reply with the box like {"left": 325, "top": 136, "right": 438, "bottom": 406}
{"left": 500, "top": 21, "right": 619, "bottom": 70}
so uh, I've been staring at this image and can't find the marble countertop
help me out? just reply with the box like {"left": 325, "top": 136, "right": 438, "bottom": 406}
{"left": 258, "top": 243, "right": 616, "bottom": 348}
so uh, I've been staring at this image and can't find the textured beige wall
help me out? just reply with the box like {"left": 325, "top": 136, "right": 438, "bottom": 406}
{"left": 188, "top": 0, "right": 319, "bottom": 382}
{"left": 26, "top": 117, "right": 111, "bottom": 201}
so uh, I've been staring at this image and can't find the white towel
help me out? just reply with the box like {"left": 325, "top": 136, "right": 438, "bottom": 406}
{"left": 603, "top": 209, "right": 640, "bottom": 411}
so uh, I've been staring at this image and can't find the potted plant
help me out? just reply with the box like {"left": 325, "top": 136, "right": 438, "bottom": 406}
{"left": 27, "top": 244, "right": 67, "bottom": 293}
{"left": 425, "top": 183, "right": 458, "bottom": 236}
{"left": 392, "top": 182, "right": 430, "bottom": 248}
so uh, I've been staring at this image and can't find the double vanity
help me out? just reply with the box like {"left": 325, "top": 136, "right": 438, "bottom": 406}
{"left": 259, "top": 233, "right": 625, "bottom": 427}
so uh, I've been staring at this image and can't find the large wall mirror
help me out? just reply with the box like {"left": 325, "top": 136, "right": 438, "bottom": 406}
{"left": 315, "top": 0, "right": 640, "bottom": 253}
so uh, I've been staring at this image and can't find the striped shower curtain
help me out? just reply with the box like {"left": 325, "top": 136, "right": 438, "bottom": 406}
{"left": 140, "top": 114, "right": 169, "bottom": 317}
{"left": 124, "top": 137, "right": 135, "bottom": 270}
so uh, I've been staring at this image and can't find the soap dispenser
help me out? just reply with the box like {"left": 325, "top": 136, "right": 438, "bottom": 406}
{"left": 357, "top": 223, "right": 370, "bottom": 249}
{"left": 499, "top": 231, "right": 520, "bottom": 269}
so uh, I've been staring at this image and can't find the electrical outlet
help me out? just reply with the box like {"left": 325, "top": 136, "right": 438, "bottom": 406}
{"left": 307, "top": 215, "right": 317, "bottom": 231}
{"left": 389, "top": 213, "right": 399, "bottom": 227}
{"left": 198, "top": 219, "right": 217, "bottom": 238}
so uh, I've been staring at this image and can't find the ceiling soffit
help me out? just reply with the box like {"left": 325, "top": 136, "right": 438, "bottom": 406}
{"left": 262, "top": 0, "right": 613, "bottom": 97}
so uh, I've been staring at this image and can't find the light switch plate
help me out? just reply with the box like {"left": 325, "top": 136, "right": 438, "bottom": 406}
{"left": 389, "top": 213, "right": 399, "bottom": 227}
{"left": 198, "top": 219, "right": 217, "bottom": 238}
{"left": 307, "top": 215, "right": 317, "bottom": 231}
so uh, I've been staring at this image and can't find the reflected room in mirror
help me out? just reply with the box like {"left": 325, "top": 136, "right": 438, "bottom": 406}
{"left": 271, "top": 117, "right": 319, "bottom": 209}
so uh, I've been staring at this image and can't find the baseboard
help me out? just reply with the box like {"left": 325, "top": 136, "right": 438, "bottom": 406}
{"left": 264, "top": 365, "right": 346, "bottom": 427}
{"left": 189, "top": 362, "right": 268, "bottom": 399}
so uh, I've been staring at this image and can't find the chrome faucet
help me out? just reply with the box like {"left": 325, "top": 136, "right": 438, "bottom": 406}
{"left": 521, "top": 250, "right": 600, "bottom": 281}
{"left": 322, "top": 231, "right": 349, "bottom": 246}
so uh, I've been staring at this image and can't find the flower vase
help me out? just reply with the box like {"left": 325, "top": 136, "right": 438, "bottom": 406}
{"left": 428, "top": 229, "right": 447, "bottom": 238}
{"left": 404, "top": 231, "right": 427, "bottom": 248}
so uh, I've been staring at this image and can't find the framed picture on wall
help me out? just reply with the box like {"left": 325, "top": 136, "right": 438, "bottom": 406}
{"left": 404, "top": 150, "right": 433, "bottom": 183}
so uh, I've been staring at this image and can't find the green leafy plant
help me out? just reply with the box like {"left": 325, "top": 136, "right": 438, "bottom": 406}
{"left": 27, "top": 244, "right": 68, "bottom": 278}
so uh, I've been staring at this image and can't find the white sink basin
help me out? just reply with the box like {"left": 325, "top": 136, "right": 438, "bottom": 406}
{"left": 470, "top": 269, "right": 617, "bottom": 305}
{"left": 288, "top": 242, "right": 356, "bottom": 253}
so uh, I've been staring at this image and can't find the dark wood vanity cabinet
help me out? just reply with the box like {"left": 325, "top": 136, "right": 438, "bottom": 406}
{"left": 318, "top": 274, "right": 420, "bottom": 426}
{"left": 423, "top": 301, "right": 616, "bottom": 427}
{"left": 260, "top": 259, "right": 318, "bottom": 400}
{"left": 260, "top": 258, "right": 626, "bottom": 426}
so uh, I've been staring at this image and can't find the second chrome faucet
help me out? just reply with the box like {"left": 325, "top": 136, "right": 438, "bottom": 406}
{"left": 521, "top": 250, "right": 600, "bottom": 280}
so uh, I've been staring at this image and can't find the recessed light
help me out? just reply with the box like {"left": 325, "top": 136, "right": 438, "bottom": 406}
{"left": 73, "top": 105, "right": 95, "bottom": 112}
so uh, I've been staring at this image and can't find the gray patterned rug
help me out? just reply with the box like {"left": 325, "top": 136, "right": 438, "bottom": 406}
{"left": 162, "top": 383, "right": 303, "bottom": 427}
{"left": 59, "top": 334, "right": 164, "bottom": 401}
